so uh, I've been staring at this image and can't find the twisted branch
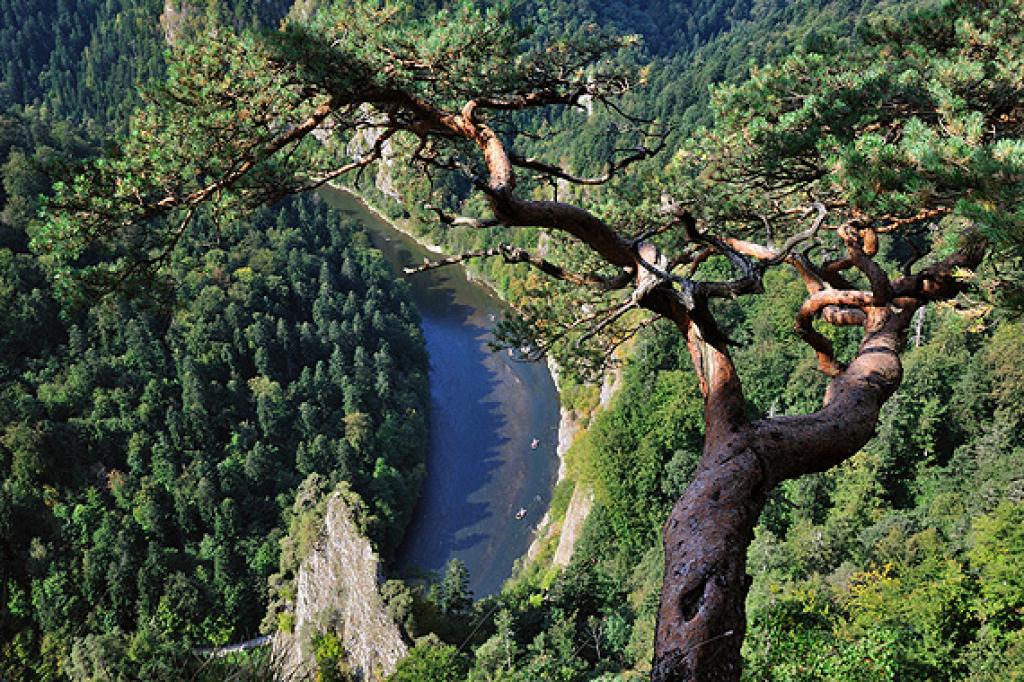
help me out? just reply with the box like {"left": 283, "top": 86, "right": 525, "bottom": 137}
{"left": 402, "top": 244, "right": 630, "bottom": 290}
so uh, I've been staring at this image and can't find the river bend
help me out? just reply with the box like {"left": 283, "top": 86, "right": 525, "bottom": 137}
{"left": 322, "top": 188, "right": 560, "bottom": 597}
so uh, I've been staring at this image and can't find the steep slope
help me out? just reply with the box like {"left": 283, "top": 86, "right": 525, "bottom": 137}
{"left": 274, "top": 492, "right": 408, "bottom": 681}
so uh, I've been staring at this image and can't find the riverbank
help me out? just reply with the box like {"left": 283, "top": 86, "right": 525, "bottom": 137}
{"left": 328, "top": 183, "right": 520, "bottom": 308}
{"left": 523, "top": 358, "right": 621, "bottom": 571}
{"left": 327, "top": 182, "right": 444, "bottom": 253}
{"left": 324, "top": 184, "right": 619, "bottom": 589}
{"left": 321, "top": 185, "right": 561, "bottom": 597}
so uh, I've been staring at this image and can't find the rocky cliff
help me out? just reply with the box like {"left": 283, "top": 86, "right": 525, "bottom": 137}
{"left": 274, "top": 493, "right": 407, "bottom": 681}
{"left": 159, "top": 0, "right": 193, "bottom": 46}
{"left": 526, "top": 363, "right": 620, "bottom": 566}
{"left": 552, "top": 483, "right": 594, "bottom": 567}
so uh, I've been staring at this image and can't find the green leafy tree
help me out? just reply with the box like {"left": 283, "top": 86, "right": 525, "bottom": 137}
{"left": 968, "top": 502, "right": 1024, "bottom": 636}
{"left": 436, "top": 558, "right": 473, "bottom": 616}
{"left": 471, "top": 608, "right": 520, "bottom": 680}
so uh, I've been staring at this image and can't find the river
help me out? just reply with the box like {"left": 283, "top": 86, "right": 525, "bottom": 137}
{"left": 321, "top": 188, "right": 560, "bottom": 597}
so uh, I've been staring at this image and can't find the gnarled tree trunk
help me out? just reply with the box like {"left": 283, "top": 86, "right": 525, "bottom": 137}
{"left": 653, "top": 319, "right": 912, "bottom": 680}
{"left": 653, "top": 442, "right": 765, "bottom": 681}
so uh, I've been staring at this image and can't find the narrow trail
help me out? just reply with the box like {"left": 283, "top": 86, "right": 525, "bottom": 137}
{"left": 194, "top": 634, "right": 272, "bottom": 658}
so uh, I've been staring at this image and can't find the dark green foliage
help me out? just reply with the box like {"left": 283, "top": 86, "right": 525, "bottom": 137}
{"left": 436, "top": 558, "right": 473, "bottom": 616}
{"left": 0, "top": 0, "right": 292, "bottom": 128}
{"left": 0, "top": 136, "right": 429, "bottom": 677}
{"left": 3, "top": 0, "right": 1022, "bottom": 680}
{"left": 0, "top": 0, "right": 165, "bottom": 126}
{"left": 387, "top": 640, "right": 469, "bottom": 682}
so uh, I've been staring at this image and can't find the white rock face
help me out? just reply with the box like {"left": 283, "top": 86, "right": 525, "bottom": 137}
{"left": 274, "top": 494, "right": 407, "bottom": 681}
{"left": 553, "top": 483, "right": 594, "bottom": 568}
{"left": 159, "top": 0, "right": 191, "bottom": 46}
{"left": 599, "top": 365, "right": 623, "bottom": 409}
{"left": 526, "top": 389, "right": 582, "bottom": 563}
{"left": 556, "top": 406, "right": 581, "bottom": 464}
{"left": 346, "top": 124, "right": 402, "bottom": 202}
{"left": 287, "top": 0, "right": 321, "bottom": 22}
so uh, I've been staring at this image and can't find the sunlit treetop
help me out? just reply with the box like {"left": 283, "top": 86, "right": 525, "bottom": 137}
{"left": 656, "top": 0, "right": 1022, "bottom": 306}
{"left": 279, "top": 0, "right": 632, "bottom": 109}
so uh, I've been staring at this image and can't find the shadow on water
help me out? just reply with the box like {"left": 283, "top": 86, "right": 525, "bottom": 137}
{"left": 406, "top": 320, "right": 508, "bottom": 555}
{"left": 320, "top": 188, "right": 560, "bottom": 597}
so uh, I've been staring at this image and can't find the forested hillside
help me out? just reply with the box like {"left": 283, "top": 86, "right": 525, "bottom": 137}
{"left": 0, "top": 5, "right": 429, "bottom": 677}
{"left": 1, "top": 0, "right": 1022, "bottom": 681}
{"left": 0, "top": 132, "right": 429, "bottom": 674}
{"left": 0, "top": 0, "right": 291, "bottom": 126}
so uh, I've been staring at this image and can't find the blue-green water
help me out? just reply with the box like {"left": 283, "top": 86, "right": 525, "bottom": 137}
{"left": 322, "top": 188, "right": 560, "bottom": 597}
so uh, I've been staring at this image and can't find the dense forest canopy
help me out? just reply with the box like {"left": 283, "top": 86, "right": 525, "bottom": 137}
{"left": 1, "top": 0, "right": 1022, "bottom": 680}
{"left": 0, "top": 0, "right": 294, "bottom": 126}
{"left": 1, "top": 178, "right": 430, "bottom": 677}
{"left": 0, "top": 5, "right": 431, "bottom": 675}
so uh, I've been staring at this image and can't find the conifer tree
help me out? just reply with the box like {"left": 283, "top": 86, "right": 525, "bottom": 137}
{"left": 35, "top": 1, "right": 1023, "bottom": 679}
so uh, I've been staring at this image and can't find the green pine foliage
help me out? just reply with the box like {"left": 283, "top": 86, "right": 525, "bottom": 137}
{"left": 742, "top": 320, "right": 1024, "bottom": 681}
{"left": 2, "top": 0, "right": 1022, "bottom": 680}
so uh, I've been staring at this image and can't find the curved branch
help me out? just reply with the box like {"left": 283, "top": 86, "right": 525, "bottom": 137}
{"left": 692, "top": 236, "right": 765, "bottom": 300}
{"left": 640, "top": 285, "right": 750, "bottom": 437}
{"left": 158, "top": 98, "right": 336, "bottom": 214}
{"left": 840, "top": 226, "right": 893, "bottom": 308}
{"left": 422, "top": 203, "right": 499, "bottom": 229}
{"left": 754, "top": 321, "right": 906, "bottom": 484}
{"left": 722, "top": 203, "right": 828, "bottom": 294}
{"left": 302, "top": 127, "right": 395, "bottom": 187}
{"left": 426, "top": 98, "right": 641, "bottom": 268}
{"left": 471, "top": 89, "right": 587, "bottom": 111}
{"left": 875, "top": 206, "right": 950, "bottom": 233}
{"left": 892, "top": 228, "right": 986, "bottom": 302}
{"left": 347, "top": 90, "right": 641, "bottom": 268}
{"left": 576, "top": 297, "right": 639, "bottom": 347}
{"left": 794, "top": 289, "right": 876, "bottom": 376}
{"left": 757, "top": 230, "right": 987, "bottom": 482}
{"left": 402, "top": 244, "right": 629, "bottom": 290}
{"left": 818, "top": 257, "right": 858, "bottom": 290}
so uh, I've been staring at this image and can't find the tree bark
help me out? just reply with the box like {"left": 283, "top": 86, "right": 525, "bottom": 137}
{"left": 652, "top": 316, "right": 910, "bottom": 681}
{"left": 654, "top": 327, "right": 762, "bottom": 682}
{"left": 653, "top": 436, "right": 766, "bottom": 681}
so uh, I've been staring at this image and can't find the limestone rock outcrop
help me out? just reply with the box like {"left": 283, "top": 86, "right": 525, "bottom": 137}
{"left": 274, "top": 494, "right": 407, "bottom": 681}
